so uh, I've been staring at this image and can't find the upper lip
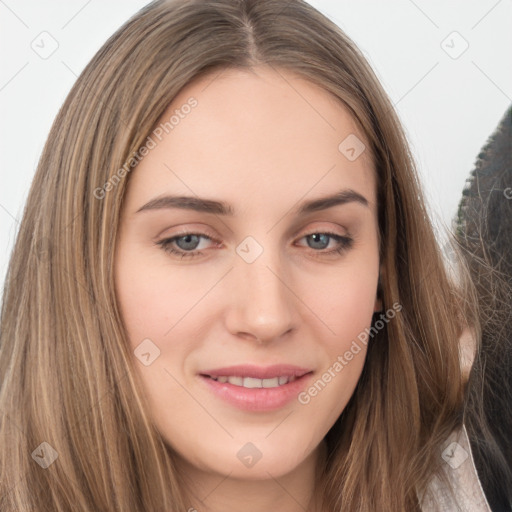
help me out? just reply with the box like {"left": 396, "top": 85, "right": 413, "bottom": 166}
{"left": 200, "top": 364, "right": 313, "bottom": 379}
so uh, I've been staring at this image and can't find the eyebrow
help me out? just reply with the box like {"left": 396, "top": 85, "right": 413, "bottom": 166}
{"left": 135, "top": 189, "right": 369, "bottom": 216}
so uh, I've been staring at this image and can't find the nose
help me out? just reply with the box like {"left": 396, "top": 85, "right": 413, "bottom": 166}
{"left": 224, "top": 241, "right": 297, "bottom": 344}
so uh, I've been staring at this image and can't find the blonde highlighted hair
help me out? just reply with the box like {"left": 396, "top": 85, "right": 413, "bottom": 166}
{"left": 0, "top": 1, "right": 477, "bottom": 509}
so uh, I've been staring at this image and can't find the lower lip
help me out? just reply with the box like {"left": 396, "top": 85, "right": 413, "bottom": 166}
{"left": 199, "top": 373, "right": 313, "bottom": 412}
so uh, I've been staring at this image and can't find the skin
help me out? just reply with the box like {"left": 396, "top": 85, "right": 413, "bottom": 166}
{"left": 459, "top": 326, "right": 476, "bottom": 382}
{"left": 114, "top": 65, "right": 382, "bottom": 512}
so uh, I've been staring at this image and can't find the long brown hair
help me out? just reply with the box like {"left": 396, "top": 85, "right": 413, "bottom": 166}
{"left": 0, "top": 1, "right": 475, "bottom": 509}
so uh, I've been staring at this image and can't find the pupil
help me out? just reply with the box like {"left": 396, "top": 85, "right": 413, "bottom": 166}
{"left": 178, "top": 235, "right": 199, "bottom": 250}
{"left": 310, "top": 233, "right": 328, "bottom": 249}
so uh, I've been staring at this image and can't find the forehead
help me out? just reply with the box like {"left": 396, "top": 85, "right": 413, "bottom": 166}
{"left": 126, "top": 65, "right": 376, "bottom": 213}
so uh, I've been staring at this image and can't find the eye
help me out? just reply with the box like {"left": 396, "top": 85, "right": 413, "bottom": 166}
{"left": 155, "top": 230, "right": 353, "bottom": 259}
{"left": 298, "top": 231, "right": 353, "bottom": 257}
{"left": 156, "top": 232, "right": 219, "bottom": 260}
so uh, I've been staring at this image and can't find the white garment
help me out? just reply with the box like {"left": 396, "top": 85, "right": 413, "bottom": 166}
{"left": 419, "top": 424, "right": 492, "bottom": 511}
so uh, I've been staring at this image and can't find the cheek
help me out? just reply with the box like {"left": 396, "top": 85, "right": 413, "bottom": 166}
{"left": 304, "top": 262, "right": 379, "bottom": 346}
{"left": 294, "top": 274, "right": 377, "bottom": 433}
{"left": 114, "top": 248, "right": 201, "bottom": 427}
{"left": 298, "top": 259, "right": 378, "bottom": 387}
{"left": 114, "top": 247, "right": 203, "bottom": 345}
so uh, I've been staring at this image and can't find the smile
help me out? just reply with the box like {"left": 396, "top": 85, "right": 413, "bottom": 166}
{"left": 207, "top": 375, "right": 297, "bottom": 388}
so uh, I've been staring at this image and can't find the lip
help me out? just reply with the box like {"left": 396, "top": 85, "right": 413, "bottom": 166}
{"left": 198, "top": 365, "right": 314, "bottom": 412}
{"left": 201, "top": 364, "right": 312, "bottom": 379}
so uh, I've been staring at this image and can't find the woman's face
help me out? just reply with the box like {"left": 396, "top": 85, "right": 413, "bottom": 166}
{"left": 115, "top": 65, "right": 381, "bottom": 484}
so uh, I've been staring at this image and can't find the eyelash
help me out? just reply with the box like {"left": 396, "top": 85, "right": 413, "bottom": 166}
{"left": 155, "top": 230, "right": 353, "bottom": 260}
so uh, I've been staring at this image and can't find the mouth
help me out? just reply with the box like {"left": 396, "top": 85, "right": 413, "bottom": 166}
{"left": 202, "top": 374, "right": 303, "bottom": 388}
{"left": 199, "top": 364, "right": 312, "bottom": 385}
{"left": 198, "top": 364, "right": 314, "bottom": 411}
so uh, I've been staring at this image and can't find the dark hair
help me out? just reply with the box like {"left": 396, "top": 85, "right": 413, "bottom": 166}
{"left": 457, "top": 104, "right": 512, "bottom": 511}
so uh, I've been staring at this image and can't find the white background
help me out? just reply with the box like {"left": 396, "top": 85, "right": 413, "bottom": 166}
{"left": 1, "top": 0, "right": 511, "bottom": 295}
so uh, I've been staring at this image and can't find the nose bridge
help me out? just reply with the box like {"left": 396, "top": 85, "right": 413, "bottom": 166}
{"left": 226, "top": 234, "right": 296, "bottom": 340}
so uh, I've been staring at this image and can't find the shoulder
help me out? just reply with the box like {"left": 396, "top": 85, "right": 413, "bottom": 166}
{"left": 418, "top": 424, "right": 492, "bottom": 512}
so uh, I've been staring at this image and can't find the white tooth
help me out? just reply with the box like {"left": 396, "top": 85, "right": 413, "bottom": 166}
{"left": 218, "top": 375, "right": 294, "bottom": 388}
{"left": 262, "top": 377, "right": 279, "bottom": 388}
{"left": 227, "top": 376, "right": 243, "bottom": 386}
{"left": 243, "top": 377, "right": 263, "bottom": 388}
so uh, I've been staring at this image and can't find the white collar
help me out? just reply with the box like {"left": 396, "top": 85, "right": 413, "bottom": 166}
{"left": 418, "top": 424, "right": 491, "bottom": 511}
